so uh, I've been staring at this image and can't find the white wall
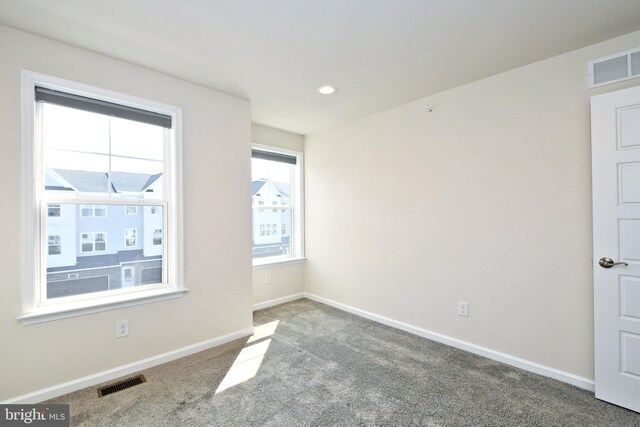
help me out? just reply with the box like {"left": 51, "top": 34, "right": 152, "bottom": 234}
{"left": 252, "top": 123, "right": 305, "bottom": 306}
{"left": 305, "top": 30, "right": 640, "bottom": 380}
{"left": 0, "top": 25, "right": 252, "bottom": 401}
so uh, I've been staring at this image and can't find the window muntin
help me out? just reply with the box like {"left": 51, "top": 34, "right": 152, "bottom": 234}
{"left": 251, "top": 147, "right": 302, "bottom": 262}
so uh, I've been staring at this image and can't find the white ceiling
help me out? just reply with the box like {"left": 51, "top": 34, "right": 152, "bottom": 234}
{"left": 1, "top": 1, "right": 640, "bottom": 135}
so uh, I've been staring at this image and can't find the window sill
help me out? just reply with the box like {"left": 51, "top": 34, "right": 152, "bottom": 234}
{"left": 18, "top": 287, "right": 188, "bottom": 325}
{"left": 252, "top": 257, "right": 307, "bottom": 269}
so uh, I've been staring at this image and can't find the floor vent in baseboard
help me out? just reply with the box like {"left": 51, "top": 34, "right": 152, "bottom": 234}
{"left": 97, "top": 374, "right": 146, "bottom": 397}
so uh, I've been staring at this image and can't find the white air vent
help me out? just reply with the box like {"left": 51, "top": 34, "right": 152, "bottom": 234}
{"left": 589, "top": 47, "right": 640, "bottom": 88}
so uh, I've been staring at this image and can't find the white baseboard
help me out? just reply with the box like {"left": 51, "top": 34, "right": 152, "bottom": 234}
{"left": 6, "top": 293, "right": 595, "bottom": 403}
{"left": 3, "top": 326, "right": 254, "bottom": 404}
{"left": 253, "top": 293, "right": 305, "bottom": 311}
{"left": 304, "top": 292, "right": 595, "bottom": 392}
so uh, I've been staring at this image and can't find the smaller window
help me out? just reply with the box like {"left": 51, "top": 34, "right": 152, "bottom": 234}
{"left": 48, "top": 235, "right": 61, "bottom": 255}
{"left": 150, "top": 206, "right": 158, "bottom": 214}
{"left": 282, "top": 223, "right": 287, "bottom": 235}
{"left": 81, "top": 232, "right": 107, "bottom": 253}
{"left": 125, "top": 229, "right": 137, "bottom": 247}
{"left": 258, "top": 201, "right": 264, "bottom": 205}
{"left": 153, "top": 229, "right": 163, "bottom": 246}
{"left": 48, "top": 204, "right": 61, "bottom": 217}
{"left": 80, "top": 205, "right": 107, "bottom": 217}
{"left": 125, "top": 206, "right": 138, "bottom": 215}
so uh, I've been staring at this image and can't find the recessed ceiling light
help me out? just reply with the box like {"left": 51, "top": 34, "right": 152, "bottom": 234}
{"left": 317, "top": 85, "right": 336, "bottom": 95}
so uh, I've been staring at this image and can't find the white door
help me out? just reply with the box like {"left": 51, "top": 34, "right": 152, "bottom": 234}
{"left": 122, "top": 266, "right": 135, "bottom": 288}
{"left": 592, "top": 85, "right": 640, "bottom": 413}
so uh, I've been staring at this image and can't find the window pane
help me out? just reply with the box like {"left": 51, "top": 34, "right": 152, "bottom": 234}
{"left": 41, "top": 103, "right": 164, "bottom": 198}
{"left": 111, "top": 157, "right": 163, "bottom": 176}
{"left": 42, "top": 103, "right": 109, "bottom": 154}
{"left": 252, "top": 158, "right": 291, "bottom": 185}
{"left": 110, "top": 116, "right": 164, "bottom": 161}
{"left": 110, "top": 157, "right": 163, "bottom": 198}
{"left": 252, "top": 154, "right": 295, "bottom": 260}
{"left": 45, "top": 203, "right": 164, "bottom": 299}
{"left": 44, "top": 150, "right": 110, "bottom": 193}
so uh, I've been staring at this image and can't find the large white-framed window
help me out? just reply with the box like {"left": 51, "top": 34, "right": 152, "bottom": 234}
{"left": 251, "top": 145, "right": 304, "bottom": 265}
{"left": 20, "top": 70, "right": 185, "bottom": 324}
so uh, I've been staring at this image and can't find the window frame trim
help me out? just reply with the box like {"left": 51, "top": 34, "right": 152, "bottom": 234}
{"left": 20, "top": 70, "right": 186, "bottom": 323}
{"left": 251, "top": 143, "right": 304, "bottom": 266}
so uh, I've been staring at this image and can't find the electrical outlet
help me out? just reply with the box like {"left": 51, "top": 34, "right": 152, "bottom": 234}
{"left": 265, "top": 273, "right": 272, "bottom": 285}
{"left": 458, "top": 301, "right": 469, "bottom": 317}
{"left": 116, "top": 320, "right": 129, "bottom": 338}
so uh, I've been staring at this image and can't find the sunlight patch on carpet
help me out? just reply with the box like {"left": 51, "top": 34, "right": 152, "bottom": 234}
{"left": 216, "top": 320, "right": 280, "bottom": 394}
{"left": 247, "top": 320, "right": 280, "bottom": 343}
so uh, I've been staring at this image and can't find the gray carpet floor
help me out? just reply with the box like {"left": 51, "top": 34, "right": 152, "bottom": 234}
{"left": 46, "top": 299, "right": 640, "bottom": 426}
